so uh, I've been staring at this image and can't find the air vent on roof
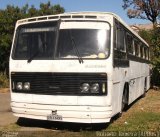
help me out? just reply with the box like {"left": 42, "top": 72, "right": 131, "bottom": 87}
{"left": 48, "top": 16, "right": 59, "bottom": 19}
{"left": 28, "top": 18, "right": 36, "bottom": 22}
{"left": 60, "top": 16, "right": 71, "bottom": 19}
{"left": 18, "top": 20, "right": 27, "bottom": 24}
{"left": 72, "top": 15, "right": 84, "bottom": 18}
{"left": 37, "top": 17, "right": 47, "bottom": 21}
{"left": 85, "top": 15, "right": 97, "bottom": 19}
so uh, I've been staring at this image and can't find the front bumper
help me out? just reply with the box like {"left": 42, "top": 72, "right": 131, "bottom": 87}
{"left": 11, "top": 102, "right": 112, "bottom": 123}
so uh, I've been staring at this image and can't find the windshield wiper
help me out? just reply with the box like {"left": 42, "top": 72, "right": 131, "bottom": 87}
{"left": 69, "top": 30, "right": 84, "bottom": 64}
{"left": 27, "top": 51, "right": 39, "bottom": 63}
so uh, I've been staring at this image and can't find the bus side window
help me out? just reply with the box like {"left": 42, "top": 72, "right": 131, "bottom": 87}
{"left": 144, "top": 47, "right": 147, "bottom": 59}
{"left": 114, "top": 22, "right": 126, "bottom": 59}
{"left": 146, "top": 48, "right": 149, "bottom": 60}
{"left": 126, "top": 33, "right": 133, "bottom": 54}
{"left": 117, "top": 26, "right": 125, "bottom": 52}
{"left": 113, "top": 21, "right": 129, "bottom": 67}
{"left": 134, "top": 40, "right": 139, "bottom": 57}
{"left": 140, "top": 43, "right": 144, "bottom": 58}
{"left": 114, "top": 25, "right": 118, "bottom": 49}
{"left": 144, "top": 47, "right": 149, "bottom": 60}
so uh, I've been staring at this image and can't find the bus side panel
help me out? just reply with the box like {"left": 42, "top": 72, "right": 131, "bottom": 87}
{"left": 112, "top": 82, "right": 122, "bottom": 115}
{"left": 112, "top": 68, "right": 127, "bottom": 116}
{"left": 128, "top": 61, "right": 150, "bottom": 104}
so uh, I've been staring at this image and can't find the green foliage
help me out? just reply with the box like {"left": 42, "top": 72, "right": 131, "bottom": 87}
{"left": 139, "top": 28, "right": 160, "bottom": 86}
{"left": 0, "top": 72, "right": 9, "bottom": 88}
{"left": 107, "top": 112, "right": 160, "bottom": 131}
{"left": 0, "top": 1, "right": 65, "bottom": 73}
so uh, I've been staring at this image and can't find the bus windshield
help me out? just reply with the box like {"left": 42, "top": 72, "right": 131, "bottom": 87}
{"left": 12, "top": 21, "right": 110, "bottom": 60}
{"left": 56, "top": 29, "right": 110, "bottom": 59}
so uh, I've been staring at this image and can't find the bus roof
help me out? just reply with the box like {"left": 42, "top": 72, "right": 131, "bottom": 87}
{"left": 16, "top": 11, "right": 149, "bottom": 47}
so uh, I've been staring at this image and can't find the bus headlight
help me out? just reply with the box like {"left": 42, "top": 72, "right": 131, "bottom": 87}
{"left": 16, "top": 82, "right": 23, "bottom": 90}
{"left": 90, "top": 83, "right": 99, "bottom": 93}
{"left": 24, "top": 82, "right": 30, "bottom": 90}
{"left": 102, "top": 83, "right": 106, "bottom": 93}
{"left": 80, "top": 83, "right": 90, "bottom": 93}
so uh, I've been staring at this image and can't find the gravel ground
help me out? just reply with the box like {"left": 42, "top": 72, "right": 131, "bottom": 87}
{"left": 0, "top": 91, "right": 18, "bottom": 127}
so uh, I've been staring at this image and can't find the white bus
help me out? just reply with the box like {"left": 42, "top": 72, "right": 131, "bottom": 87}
{"left": 10, "top": 12, "right": 150, "bottom": 124}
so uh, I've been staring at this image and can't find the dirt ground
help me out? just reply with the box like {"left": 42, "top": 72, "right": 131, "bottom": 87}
{"left": 0, "top": 90, "right": 18, "bottom": 127}
{"left": 0, "top": 90, "right": 52, "bottom": 131}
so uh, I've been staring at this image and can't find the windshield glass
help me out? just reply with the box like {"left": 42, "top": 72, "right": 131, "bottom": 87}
{"left": 12, "top": 21, "right": 110, "bottom": 60}
{"left": 56, "top": 28, "right": 110, "bottom": 59}
{"left": 13, "top": 21, "right": 58, "bottom": 60}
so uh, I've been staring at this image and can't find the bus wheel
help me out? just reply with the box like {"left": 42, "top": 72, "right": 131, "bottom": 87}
{"left": 121, "top": 85, "right": 128, "bottom": 112}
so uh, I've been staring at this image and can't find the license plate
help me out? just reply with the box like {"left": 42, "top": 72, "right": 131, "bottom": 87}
{"left": 47, "top": 114, "right": 63, "bottom": 121}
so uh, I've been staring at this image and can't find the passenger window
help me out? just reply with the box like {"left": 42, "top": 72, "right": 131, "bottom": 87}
{"left": 140, "top": 44, "right": 144, "bottom": 58}
{"left": 114, "top": 21, "right": 127, "bottom": 60}
{"left": 144, "top": 47, "right": 149, "bottom": 60}
{"left": 134, "top": 40, "right": 139, "bottom": 57}
{"left": 114, "top": 26, "right": 118, "bottom": 49}
{"left": 117, "top": 27, "right": 125, "bottom": 51}
{"left": 146, "top": 48, "right": 149, "bottom": 60}
{"left": 144, "top": 47, "right": 147, "bottom": 59}
{"left": 126, "top": 33, "right": 133, "bottom": 54}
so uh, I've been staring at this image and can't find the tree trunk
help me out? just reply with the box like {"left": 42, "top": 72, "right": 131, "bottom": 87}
{"left": 153, "top": 19, "right": 157, "bottom": 29}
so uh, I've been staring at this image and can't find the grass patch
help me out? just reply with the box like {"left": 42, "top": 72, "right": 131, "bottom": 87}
{"left": 107, "top": 112, "right": 160, "bottom": 131}
{"left": 128, "top": 112, "right": 160, "bottom": 130}
{"left": 0, "top": 72, "right": 9, "bottom": 88}
{"left": 106, "top": 90, "right": 160, "bottom": 131}
{"left": 1, "top": 123, "right": 20, "bottom": 132}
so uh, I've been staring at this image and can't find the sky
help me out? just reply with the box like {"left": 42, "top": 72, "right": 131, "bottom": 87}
{"left": 0, "top": 0, "right": 150, "bottom": 25}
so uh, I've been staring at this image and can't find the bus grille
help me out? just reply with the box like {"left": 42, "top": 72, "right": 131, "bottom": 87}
{"left": 11, "top": 72, "right": 107, "bottom": 95}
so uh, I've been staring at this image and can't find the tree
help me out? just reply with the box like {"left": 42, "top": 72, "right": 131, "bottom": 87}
{"left": 139, "top": 28, "right": 160, "bottom": 86}
{"left": 38, "top": 1, "right": 64, "bottom": 16}
{"left": 0, "top": 5, "right": 22, "bottom": 73}
{"left": 122, "top": 0, "right": 160, "bottom": 26}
